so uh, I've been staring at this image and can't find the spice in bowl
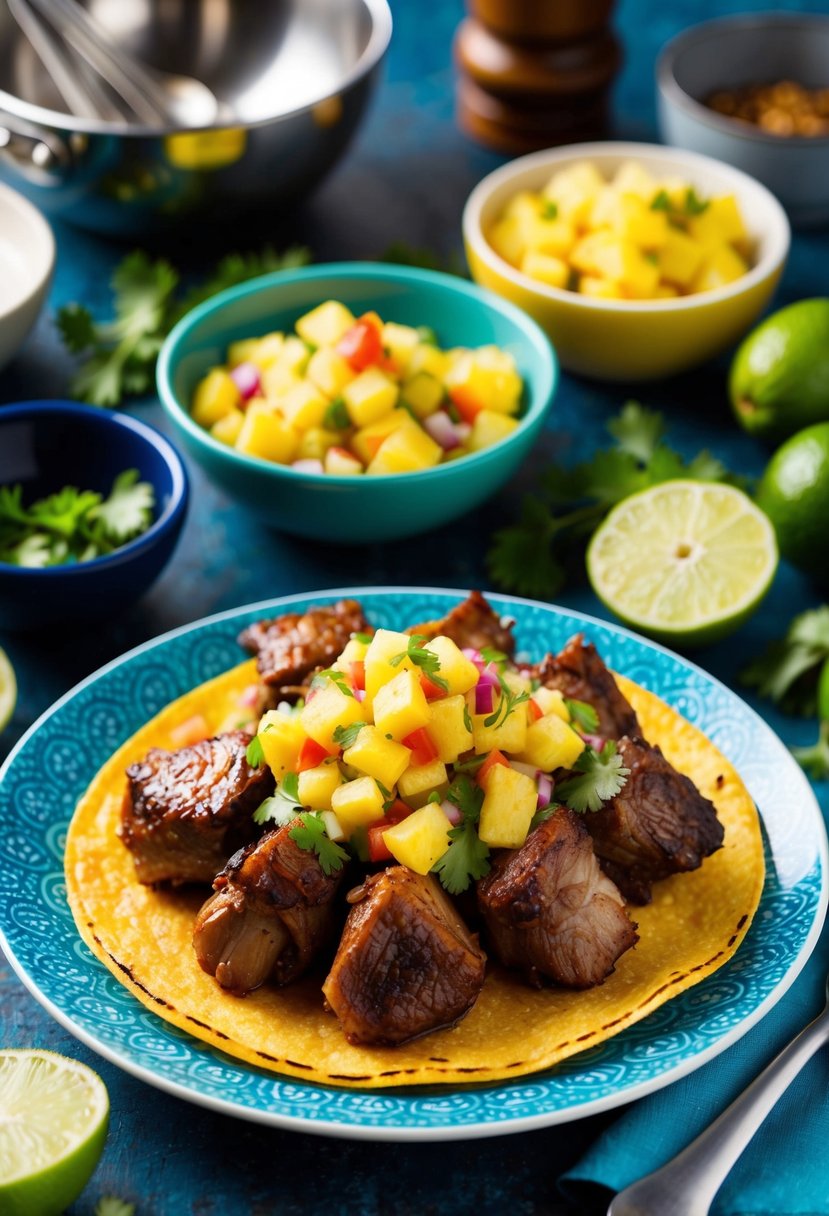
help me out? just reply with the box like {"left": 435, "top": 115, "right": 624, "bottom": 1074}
{"left": 706, "top": 80, "right": 829, "bottom": 138}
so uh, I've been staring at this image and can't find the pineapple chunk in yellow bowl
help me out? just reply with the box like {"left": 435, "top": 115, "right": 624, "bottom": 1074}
{"left": 463, "top": 141, "right": 790, "bottom": 381}
{"left": 156, "top": 263, "right": 556, "bottom": 542}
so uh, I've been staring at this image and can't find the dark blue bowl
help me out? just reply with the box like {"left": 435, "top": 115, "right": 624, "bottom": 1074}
{"left": 0, "top": 401, "right": 189, "bottom": 630}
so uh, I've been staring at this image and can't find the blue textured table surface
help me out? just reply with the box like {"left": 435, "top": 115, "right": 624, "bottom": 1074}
{"left": 1, "top": 1, "right": 828, "bottom": 1212}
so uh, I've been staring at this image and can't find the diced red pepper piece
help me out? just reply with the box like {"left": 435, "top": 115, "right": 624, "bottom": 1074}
{"left": 449, "top": 386, "right": 485, "bottom": 425}
{"left": 336, "top": 312, "right": 383, "bottom": 371}
{"left": 297, "top": 737, "right": 334, "bottom": 771}
{"left": 350, "top": 660, "right": 366, "bottom": 691}
{"left": 385, "top": 798, "right": 414, "bottom": 823}
{"left": 401, "top": 726, "right": 438, "bottom": 767}
{"left": 528, "top": 697, "right": 544, "bottom": 722}
{"left": 419, "top": 673, "right": 446, "bottom": 701}
{"left": 477, "top": 748, "right": 511, "bottom": 788}
{"left": 366, "top": 802, "right": 414, "bottom": 862}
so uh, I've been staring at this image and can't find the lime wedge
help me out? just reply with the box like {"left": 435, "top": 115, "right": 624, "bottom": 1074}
{"left": 587, "top": 480, "right": 778, "bottom": 647}
{"left": 0, "top": 647, "right": 16, "bottom": 733}
{"left": 0, "top": 1050, "right": 109, "bottom": 1216}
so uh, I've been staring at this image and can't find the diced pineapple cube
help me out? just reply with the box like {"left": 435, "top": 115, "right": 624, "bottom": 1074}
{"left": 688, "top": 195, "right": 748, "bottom": 254}
{"left": 692, "top": 245, "right": 749, "bottom": 293}
{"left": 298, "top": 759, "right": 343, "bottom": 810}
{"left": 543, "top": 161, "right": 605, "bottom": 226}
{"left": 515, "top": 713, "right": 585, "bottom": 771}
{"left": 478, "top": 764, "right": 537, "bottom": 849}
{"left": 468, "top": 409, "right": 520, "bottom": 452}
{"left": 382, "top": 804, "right": 452, "bottom": 874}
{"left": 572, "top": 232, "right": 660, "bottom": 297}
{"left": 343, "top": 725, "right": 411, "bottom": 789}
{"left": 471, "top": 697, "right": 528, "bottom": 755}
{"left": 588, "top": 184, "right": 620, "bottom": 229}
{"left": 210, "top": 408, "right": 245, "bottom": 446}
{"left": 522, "top": 215, "right": 576, "bottom": 258}
{"left": 364, "top": 629, "right": 416, "bottom": 708}
{"left": 612, "top": 160, "right": 657, "bottom": 201}
{"left": 297, "top": 427, "right": 342, "bottom": 460}
{"left": 611, "top": 194, "right": 669, "bottom": 248}
{"left": 423, "top": 637, "right": 480, "bottom": 695}
{"left": 306, "top": 347, "right": 355, "bottom": 399}
{"left": 295, "top": 300, "right": 356, "bottom": 348}
{"left": 278, "top": 380, "right": 329, "bottom": 430}
{"left": 366, "top": 422, "right": 442, "bottom": 474}
{"left": 334, "top": 637, "right": 370, "bottom": 668}
{"left": 301, "top": 681, "right": 364, "bottom": 750}
{"left": 488, "top": 215, "right": 524, "bottom": 266}
{"left": 272, "top": 335, "right": 310, "bottom": 376}
{"left": 503, "top": 189, "right": 543, "bottom": 228}
{"left": 342, "top": 366, "right": 399, "bottom": 427}
{"left": 227, "top": 337, "right": 262, "bottom": 368}
{"left": 351, "top": 410, "right": 411, "bottom": 464}
{"left": 249, "top": 333, "right": 285, "bottom": 370}
{"left": 373, "top": 668, "right": 431, "bottom": 741}
{"left": 444, "top": 347, "right": 522, "bottom": 415}
{"left": 531, "top": 687, "right": 569, "bottom": 720}
{"left": 397, "top": 757, "right": 449, "bottom": 807}
{"left": 235, "top": 403, "right": 299, "bottom": 464}
{"left": 382, "top": 322, "right": 420, "bottom": 371}
{"left": 257, "top": 709, "right": 305, "bottom": 777}
{"left": 425, "top": 695, "right": 473, "bottom": 763}
{"left": 655, "top": 283, "right": 679, "bottom": 298}
{"left": 261, "top": 366, "right": 302, "bottom": 401}
{"left": 520, "top": 250, "right": 569, "bottom": 289}
{"left": 192, "top": 368, "right": 240, "bottom": 428}
{"left": 320, "top": 810, "right": 346, "bottom": 842}
{"left": 578, "top": 275, "right": 623, "bottom": 299}
{"left": 659, "top": 228, "right": 704, "bottom": 288}
{"left": 324, "top": 446, "right": 363, "bottom": 475}
{"left": 331, "top": 775, "right": 385, "bottom": 834}
{"left": 401, "top": 372, "right": 445, "bottom": 419}
{"left": 408, "top": 343, "right": 449, "bottom": 380}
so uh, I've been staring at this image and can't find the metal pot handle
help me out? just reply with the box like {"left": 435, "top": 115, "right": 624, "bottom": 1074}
{"left": 0, "top": 111, "right": 74, "bottom": 179}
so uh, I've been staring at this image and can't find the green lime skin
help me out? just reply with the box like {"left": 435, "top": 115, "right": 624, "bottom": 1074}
{"left": 755, "top": 422, "right": 829, "bottom": 579}
{"left": 730, "top": 299, "right": 829, "bottom": 443}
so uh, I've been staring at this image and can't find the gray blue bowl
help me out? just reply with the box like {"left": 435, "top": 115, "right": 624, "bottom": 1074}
{"left": 156, "top": 263, "right": 558, "bottom": 543}
{"left": 658, "top": 13, "right": 829, "bottom": 228}
{"left": 0, "top": 401, "right": 189, "bottom": 630}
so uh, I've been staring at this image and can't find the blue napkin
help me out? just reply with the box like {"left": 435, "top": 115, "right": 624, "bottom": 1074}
{"left": 561, "top": 844, "right": 829, "bottom": 1214}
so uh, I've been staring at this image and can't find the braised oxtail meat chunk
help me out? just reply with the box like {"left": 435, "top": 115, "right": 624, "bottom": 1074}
{"left": 121, "top": 730, "right": 271, "bottom": 886}
{"left": 193, "top": 821, "right": 345, "bottom": 994}
{"left": 408, "top": 589, "right": 516, "bottom": 657}
{"left": 585, "top": 736, "right": 725, "bottom": 905}
{"left": 478, "top": 808, "right": 637, "bottom": 989}
{"left": 322, "top": 868, "right": 486, "bottom": 1046}
{"left": 238, "top": 599, "right": 370, "bottom": 695}
{"left": 532, "top": 634, "right": 639, "bottom": 740}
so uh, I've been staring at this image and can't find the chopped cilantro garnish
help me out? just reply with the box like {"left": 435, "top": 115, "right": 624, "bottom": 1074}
{"left": 480, "top": 645, "right": 508, "bottom": 668}
{"left": 333, "top": 721, "right": 366, "bottom": 748}
{"left": 246, "top": 736, "right": 265, "bottom": 768}
{"left": 432, "top": 820, "right": 490, "bottom": 894}
{"left": 323, "top": 398, "right": 350, "bottom": 430}
{"left": 352, "top": 631, "right": 374, "bottom": 644}
{"left": 540, "top": 199, "right": 559, "bottom": 220}
{"left": 650, "top": 189, "right": 670, "bottom": 211}
{"left": 253, "top": 773, "right": 302, "bottom": 826}
{"left": 416, "top": 324, "right": 439, "bottom": 346}
{"left": 564, "top": 698, "right": 600, "bottom": 734}
{"left": 289, "top": 812, "right": 349, "bottom": 874}
{"left": 453, "top": 752, "right": 486, "bottom": 774}
{"left": 446, "top": 773, "right": 484, "bottom": 822}
{"left": 426, "top": 790, "right": 442, "bottom": 804}
{"left": 529, "top": 802, "right": 560, "bottom": 831}
{"left": 376, "top": 780, "right": 392, "bottom": 800}
{"left": 310, "top": 669, "right": 355, "bottom": 698}
{"left": 643, "top": 251, "right": 659, "bottom": 266}
{"left": 463, "top": 702, "right": 473, "bottom": 733}
{"left": 556, "top": 742, "right": 629, "bottom": 813}
{"left": 483, "top": 672, "right": 530, "bottom": 729}
{"left": 389, "top": 635, "right": 449, "bottom": 691}
{"left": 740, "top": 607, "right": 829, "bottom": 715}
{"left": 684, "top": 187, "right": 709, "bottom": 216}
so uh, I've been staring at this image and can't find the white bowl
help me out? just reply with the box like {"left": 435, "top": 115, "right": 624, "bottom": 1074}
{"left": 0, "top": 182, "right": 55, "bottom": 372}
{"left": 463, "top": 141, "right": 790, "bottom": 380}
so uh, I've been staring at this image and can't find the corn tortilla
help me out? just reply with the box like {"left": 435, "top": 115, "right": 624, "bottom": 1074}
{"left": 65, "top": 660, "right": 764, "bottom": 1089}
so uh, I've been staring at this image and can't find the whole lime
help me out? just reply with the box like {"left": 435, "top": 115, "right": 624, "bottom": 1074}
{"left": 755, "top": 422, "right": 829, "bottom": 578}
{"left": 730, "top": 299, "right": 829, "bottom": 443}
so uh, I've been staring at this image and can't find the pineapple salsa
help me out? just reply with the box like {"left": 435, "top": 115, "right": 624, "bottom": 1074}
{"left": 190, "top": 301, "right": 525, "bottom": 475}
{"left": 246, "top": 627, "right": 625, "bottom": 895}
{"left": 489, "top": 158, "right": 753, "bottom": 300}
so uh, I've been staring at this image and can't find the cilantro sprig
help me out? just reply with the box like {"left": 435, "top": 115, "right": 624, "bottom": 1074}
{"left": 740, "top": 607, "right": 829, "bottom": 716}
{"left": 564, "top": 698, "right": 600, "bottom": 734}
{"left": 487, "top": 402, "right": 742, "bottom": 599}
{"left": 390, "top": 635, "right": 449, "bottom": 692}
{"left": 333, "top": 721, "right": 366, "bottom": 748}
{"left": 289, "top": 812, "right": 349, "bottom": 875}
{"left": 310, "top": 669, "right": 356, "bottom": 698}
{"left": 57, "top": 246, "right": 310, "bottom": 407}
{"left": 483, "top": 673, "right": 530, "bottom": 728}
{"left": 431, "top": 774, "right": 490, "bottom": 894}
{"left": 556, "top": 742, "right": 630, "bottom": 813}
{"left": 252, "top": 773, "right": 302, "bottom": 826}
{"left": 0, "top": 471, "right": 154, "bottom": 568}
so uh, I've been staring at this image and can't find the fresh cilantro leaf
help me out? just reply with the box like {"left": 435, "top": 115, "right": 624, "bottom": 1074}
{"left": 426, "top": 790, "right": 442, "bottom": 804}
{"left": 480, "top": 645, "right": 508, "bottom": 668}
{"left": 607, "top": 402, "right": 664, "bottom": 463}
{"left": 452, "top": 752, "right": 487, "bottom": 775}
{"left": 333, "top": 721, "right": 366, "bottom": 748}
{"left": 352, "top": 631, "right": 374, "bottom": 644}
{"left": 650, "top": 189, "right": 670, "bottom": 211}
{"left": 282, "top": 771, "right": 300, "bottom": 801}
{"left": 483, "top": 672, "right": 530, "bottom": 729}
{"left": 684, "top": 187, "right": 709, "bottom": 215}
{"left": 463, "top": 702, "right": 473, "bottom": 733}
{"left": 56, "top": 302, "right": 98, "bottom": 353}
{"left": 792, "top": 722, "right": 829, "bottom": 780}
{"left": 540, "top": 199, "right": 559, "bottom": 220}
{"left": 92, "top": 470, "right": 154, "bottom": 543}
{"left": 556, "top": 742, "right": 630, "bottom": 813}
{"left": 741, "top": 608, "right": 829, "bottom": 715}
{"left": 564, "top": 698, "right": 600, "bottom": 733}
{"left": 252, "top": 776, "right": 302, "bottom": 826}
{"left": 445, "top": 773, "right": 484, "bottom": 823}
{"left": 324, "top": 398, "right": 350, "bottom": 430}
{"left": 289, "top": 812, "right": 349, "bottom": 874}
{"left": 486, "top": 496, "right": 571, "bottom": 599}
{"left": 310, "top": 669, "right": 355, "bottom": 698}
{"left": 529, "top": 802, "right": 561, "bottom": 831}
{"left": 432, "top": 819, "right": 490, "bottom": 894}
{"left": 389, "top": 635, "right": 449, "bottom": 691}
{"left": 95, "top": 1198, "right": 136, "bottom": 1216}
{"left": 644, "top": 251, "right": 659, "bottom": 266}
{"left": 416, "top": 325, "right": 439, "bottom": 346}
{"left": 246, "top": 736, "right": 265, "bottom": 767}
{"left": 172, "top": 246, "right": 311, "bottom": 323}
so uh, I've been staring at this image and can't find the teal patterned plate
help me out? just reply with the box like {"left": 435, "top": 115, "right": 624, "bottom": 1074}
{"left": 0, "top": 590, "right": 826, "bottom": 1141}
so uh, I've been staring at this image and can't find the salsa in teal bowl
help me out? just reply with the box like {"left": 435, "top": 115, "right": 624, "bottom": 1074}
{"left": 156, "top": 263, "right": 557, "bottom": 542}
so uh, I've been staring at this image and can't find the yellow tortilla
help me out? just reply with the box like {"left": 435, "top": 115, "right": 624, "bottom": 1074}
{"left": 65, "top": 660, "right": 764, "bottom": 1089}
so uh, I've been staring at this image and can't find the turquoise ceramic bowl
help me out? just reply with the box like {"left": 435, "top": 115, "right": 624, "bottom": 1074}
{"left": 156, "top": 263, "right": 557, "bottom": 542}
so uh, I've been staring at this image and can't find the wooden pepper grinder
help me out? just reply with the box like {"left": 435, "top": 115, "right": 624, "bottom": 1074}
{"left": 455, "top": 0, "right": 622, "bottom": 153}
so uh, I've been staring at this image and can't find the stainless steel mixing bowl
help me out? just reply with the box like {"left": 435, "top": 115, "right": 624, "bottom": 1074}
{"left": 0, "top": 0, "right": 392, "bottom": 234}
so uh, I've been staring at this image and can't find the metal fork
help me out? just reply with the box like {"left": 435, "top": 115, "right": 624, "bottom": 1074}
{"left": 608, "top": 973, "right": 829, "bottom": 1216}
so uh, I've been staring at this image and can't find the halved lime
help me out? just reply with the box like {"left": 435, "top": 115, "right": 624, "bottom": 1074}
{"left": 0, "top": 1050, "right": 109, "bottom": 1216}
{"left": 0, "top": 647, "right": 16, "bottom": 733}
{"left": 587, "top": 480, "right": 778, "bottom": 647}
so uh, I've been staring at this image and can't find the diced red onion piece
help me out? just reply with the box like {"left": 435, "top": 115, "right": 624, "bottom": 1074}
{"left": 582, "top": 733, "right": 606, "bottom": 752}
{"left": 239, "top": 683, "right": 261, "bottom": 708}
{"left": 353, "top": 688, "right": 366, "bottom": 702}
{"left": 441, "top": 799, "right": 462, "bottom": 826}
{"left": 291, "top": 458, "right": 325, "bottom": 475}
{"left": 462, "top": 647, "right": 484, "bottom": 670}
{"left": 423, "top": 410, "right": 461, "bottom": 451}
{"left": 475, "top": 681, "right": 495, "bottom": 714}
{"left": 536, "top": 773, "right": 554, "bottom": 808}
{"left": 230, "top": 360, "right": 261, "bottom": 400}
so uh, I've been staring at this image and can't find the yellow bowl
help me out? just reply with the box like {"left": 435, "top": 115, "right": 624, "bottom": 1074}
{"left": 462, "top": 141, "right": 790, "bottom": 381}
